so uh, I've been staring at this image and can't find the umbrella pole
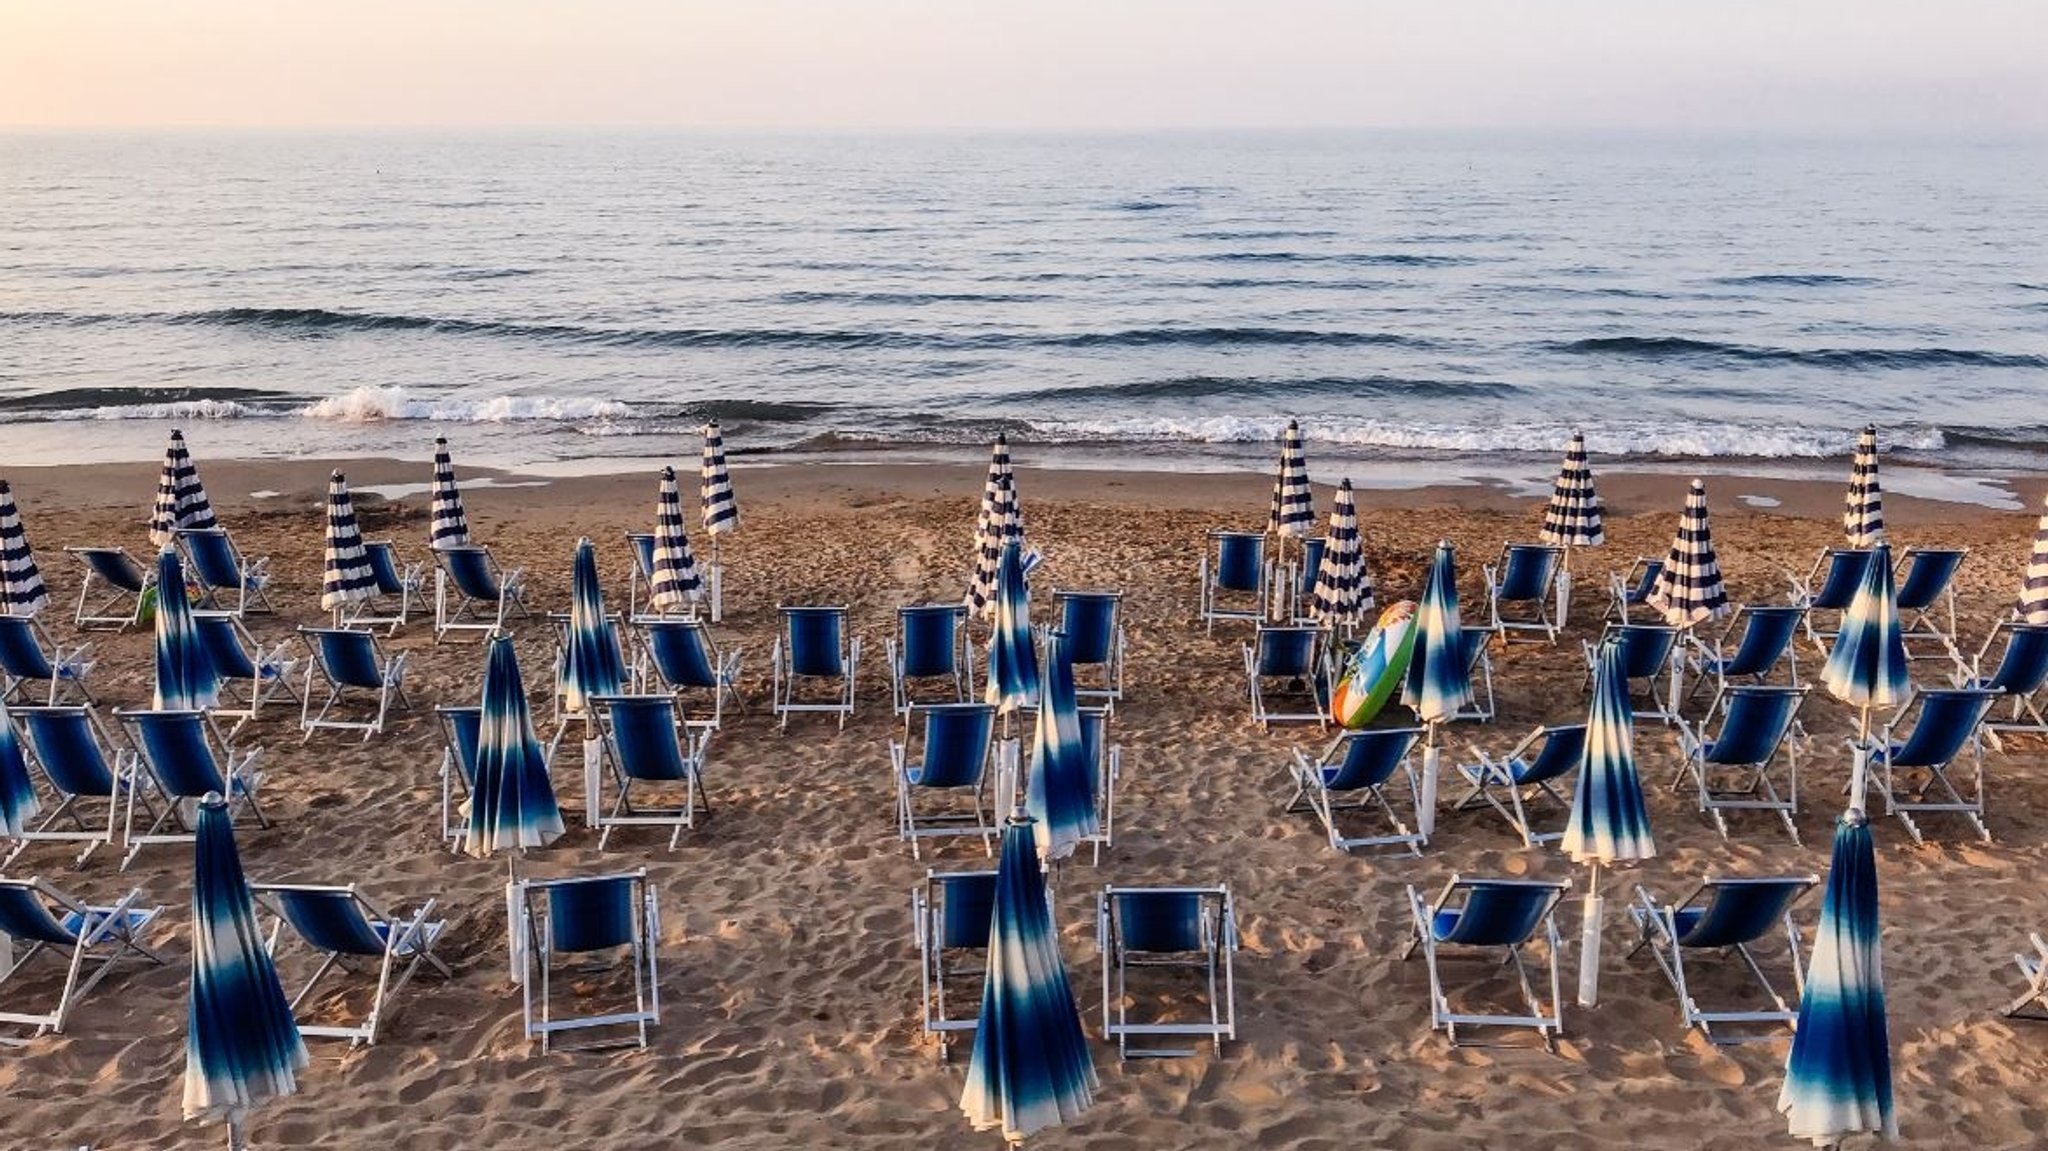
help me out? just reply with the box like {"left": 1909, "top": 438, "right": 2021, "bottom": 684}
{"left": 1849, "top": 707, "right": 1873, "bottom": 814}
{"left": 709, "top": 537, "right": 723, "bottom": 623}
{"left": 583, "top": 716, "right": 603, "bottom": 831}
{"left": 506, "top": 853, "right": 526, "bottom": 986}
{"left": 227, "top": 1117, "right": 247, "bottom": 1151}
{"left": 1557, "top": 544, "right": 1573, "bottom": 630}
{"left": 1417, "top": 723, "right": 1440, "bottom": 840}
{"left": 1577, "top": 860, "right": 1605, "bottom": 1007}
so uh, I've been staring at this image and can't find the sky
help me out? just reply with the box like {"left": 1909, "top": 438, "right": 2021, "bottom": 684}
{"left": 1, "top": 0, "right": 2043, "bottom": 134}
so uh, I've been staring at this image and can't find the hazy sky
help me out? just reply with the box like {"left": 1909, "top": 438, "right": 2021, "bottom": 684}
{"left": 3, "top": 1, "right": 2042, "bottom": 133}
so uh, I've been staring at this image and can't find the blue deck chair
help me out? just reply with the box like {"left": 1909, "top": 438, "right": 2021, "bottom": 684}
{"left": 1458, "top": 625, "right": 1498, "bottom": 723}
{"left": 588, "top": 694, "right": 711, "bottom": 850}
{"left": 1583, "top": 623, "right": 1680, "bottom": 725}
{"left": 1956, "top": 620, "right": 2048, "bottom": 751}
{"left": 0, "top": 878, "right": 165, "bottom": 1036}
{"left": 1677, "top": 685, "right": 1809, "bottom": 845}
{"left": 632, "top": 617, "right": 743, "bottom": 732}
{"left": 1199, "top": 530, "right": 1270, "bottom": 634}
{"left": 1486, "top": 543, "right": 1566, "bottom": 643}
{"left": 1285, "top": 537, "right": 1329, "bottom": 625}
{"left": 1077, "top": 705, "right": 1121, "bottom": 865}
{"left": 64, "top": 546, "right": 154, "bottom": 631}
{"left": 889, "top": 604, "right": 971, "bottom": 717}
{"left": 1606, "top": 556, "right": 1665, "bottom": 624}
{"left": 175, "top": 526, "right": 274, "bottom": 616}
{"left": 298, "top": 626, "right": 410, "bottom": 742}
{"left": 1787, "top": 547, "right": 1874, "bottom": 650}
{"left": 431, "top": 544, "right": 529, "bottom": 642}
{"left": 1285, "top": 727, "right": 1424, "bottom": 854}
{"left": 434, "top": 705, "right": 482, "bottom": 847}
{"left": 1894, "top": 546, "right": 1967, "bottom": 661}
{"left": 1054, "top": 589, "right": 1127, "bottom": 711}
{"left": 1452, "top": 723, "right": 1589, "bottom": 847}
{"left": 1244, "top": 624, "right": 1330, "bottom": 731}
{"left": 342, "top": 541, "right": 424, "bottom": 634}
{"left": 890, "top": 702, "right": 998, "bottom": 859}
{"left": 2008, "top": 932, "right": 2048, "bottom": 1021}
{"left": 194, "top": 612, "right": 298, "bottom": 736}
{"left": 771, "top": 605, "right": 859, "bottom": 730}
{"left": 5, "top": 706, "right": 129, "bottom": 867}
{"left": 251, "top": 883, "right": 451, "bottom": 1047}
{"left": 623, "top": 532, "right": 657, "bottom": 618}
{"left": 1097, "top": 884, "right": 1240, "bottom": 1058}
{"left": 1627, "top": 875, "right": 1817, "bottom": 1043}
{"left": 0, "top": 614, "right": 94, "bottom": 706}
{"left": 911, "top": 868, "right": 997, "bottom": 1058}
{"left": 1867, "top": 686, "right": 2000, "bottom": 844}
{"left": 114, "top": 708, "right": 265, "bottom": 869}
{"left": 1403, "top": 875, "right": 1570, "bottom": 1051}
{"left": 518, "top": 870, "right": 661, "bottom": 1052}
{"left": 1685, "top": 605, "right": 1805, "bottom": 716}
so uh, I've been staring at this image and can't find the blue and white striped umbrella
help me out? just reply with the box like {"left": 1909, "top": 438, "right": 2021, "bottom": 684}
{"left": 649, "top": 467, "right": 703, "bottom": 612}
{"left": 700, "top": 422, "right": 739, "bottom": 538}
{"left": 154, "top": 545, "right": 219, "bottom": 712}
{"left": 1646, "top": 478, "right": 1730, "bottom": 628}
{"left": 2016, "top": 491, "right": 2048, "bottom": 626}
{"left": 985, "top": 541, "right": 1040, "bottom": 715}
{"left": 1843, "top": 425, "right": 1886, "bottom": 549}
{"left": 0, "top": 479, "right": 49, "bottom": 617}
{"left": 1026, "top": 630, "right": 1097, "bottom": 862}
{"left": 562, "top": 538, "right": 626, "bottom": 720}
{"left": 185, "top": 794, "right": 307, "bottom": 1131}
{"left": 960, "top": 813, "right": 1097, "bottom": 1142}
{"left": 1403, "top": 541, "right": 1473, "bottom": 726}
{"left": 1779, "top": 810, "right": 1895, "bottom": 1147}
{"left": 150, "top": 429, "right": 218, "bottom": 548}
{"left": 1309, "top": 479, "right": 1374, "bottom": 628}
{"left": 1539, "top": 431, "right": 1605, "bottom": 548}
{"left": 429, "top": 436, "right": 470, "bottom": 550}
{"left": 0, "top": 696, "right": 40, "bottom": 838}
{"left": 1564, "top": 636, "right": 1657, "bottom": 865}
{"left": 319, "top": 471, "right": 377, "bottom": 615}
{"left": 968, "top": 434, "right": 1027, "bottom": 618}
{"left": 465, "top": 633, "right": 565, "bottom": 857}
{"left": 1268, "top": 420, "right": 1314, "bottom": 538}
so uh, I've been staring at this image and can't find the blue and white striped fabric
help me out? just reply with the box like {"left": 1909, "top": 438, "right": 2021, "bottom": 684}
{"left": 1779, "top": 809, "right": 1895, "bottom": 1147}
{"left": 1309, "top": 479, "right": 1374, "bottom": 628}
{"left": 2017, "top": 491, "right": 2048, "bottom": 626}
{"left": 465, "top": 634, "right": 565, "bottom": 857}
{"left": 320, "top": 471, "right": 377, "bottom": 614}
{"left": 650, "top": 467, "right": 703, "bottom": 612}
{"left": 1539, "top": 431, "right": 1606, "bottom": 548}
{"left": 985, "top": 540, "right": 1040, "bottom": 714}
{"left": 960, "top": 813, "right": 1098, "bottom": 1142}
{"left": 562, "top": 538, "right": 627, "bottom": 719}
{"left": 1646, "top": 478, "right": 1730, "bottom": 628}
{"left": 1268, "top": 420, "right": 1314, "bottom": 538}
{"left": 154, "top": 545, "right": 219, "bottom": 712}
{"left": 700, "top": 422, "right": 739, "bottom": 537}
{"left": 1026, "top": 630, "right": 1097, "bottom": 862}
{"left": 0, "top": 479, "right": 49, "bottom": 617}
{"left": 0, "top": 696, "right": 40, "bottom": 837}
{"left": 429, "top": 436, "right": 470, "bottom": 550}
{"left": 185, "top": 794, "right": 307, "bottom": 1125}
{"left": 1822, "top": 541, "right": 1911, "bottom": 712}
{"left": 149, "top": 429, "right": 218, "bottom": 548}
{"left": 968, "top": 434, "right": 1027, "bottom": 618}
{"left": 1402, "top": 541, "right": 1473, "bottom": 725}
{"left": 1563, "top": 636, "right": 1657, "bottom": 863}
{"left": 1843, "top": 425, "right": 1886, "bottom": 548}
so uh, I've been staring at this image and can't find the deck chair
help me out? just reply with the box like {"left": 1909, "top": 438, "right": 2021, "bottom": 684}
{"left": 1685, "top": 605, "right": 1805, "bottom": 714}
{"left": 2007, "top": 932, "right": 2048, "bottom": 1021}
{"left": 1077, "top": 706, "right": 1121, "bottom": 865}
{"left": 1677, "top": 686, "right": 1808, "bottom": 845}
{"left": 891, "top": 703, "right": 998, "bottom": 859}
{"left": 298, "top": 627, "right": 410, "bottom": 742}
{"left": 1627, "top": 875, "right": 1817, "bottom": 1043}
{"left": 1284, "top": 538, "right": 1328, "bottom": 625}
{"left": 518, "top": 870, "right": 661, "bottom": 1052}
{"left": 65, "top": 546, "right": 154, "bottom": 631}
{"left": 1956, "top": 620, "right": 2048, "bottom": 750}
{"left": 252, "top": 883, "right": 451, "bottom": 1046}
{"left": 1055, "top": 590, "right": 1127, "bottom": 711}
{"left": 0, "top": 878, "right": 165, "bottom": 1036}
{"left": 771, "top": 606, "right": 858, "bottom": 730}
{"left": 1403, "top": 875, "right": 1569, "bottom": 1050}
{"left": 1458, "top": 625, "right": 1498, "bottom": 723}
{"left": 175, "top": 527, "right": 274, "bottom": 616}
{"left": 1244, "top": 625, "right": 1329, "bottom": 731}
{"left": 1584, "top": 623, "right": 1680, "bottom": 725}
{"left": 1893, "top": 547, "right": 1967, "bottom": 661}
{"left": 342, "top": 541, "right": 424, "bottom": 634}
{"left": 1097, "top": 884, "right": 1239, "bottom": 1058}
{"left": 1198, "top": 530, "right": 1270, "bottom": 634}
{"left": 5, "top": 706, "right": 129, "bottom": 867}
{"left": 1865, "top": 687, "right": 2000, "bottom": 844}
{"left": 0, "top": 614, "right": 94, "bottom": 706}
{"left": 1284, "top": 727, "right": 1424, "bottom": 854}
{"left": 586, "top": 694, "right": 711, "bottom": 850}
{"left": 1787, "top": 548, "right": 1874, "bottom": 650}
{"left": 1452, "top": 723, "right": 1588, "bottom": 847}
{"left": 632, "top": 617, "right": 743, "bottom": 732}
{"left": 194, "top": 612, "right": 298, "bottom": 736}
{"left": 889, "top": 604, "right": 971, "bottom": 717}
{"left": 1606, "top": 557, "right": 1665, "bottom": 624}
{"left": 434, "top": 706, "right": 481, "bottom": 847}
{"left": 911, "top": 868, "right": 997, "bottom": 1058}
{"left": 432, "top": 544, "right": 529, "bottom": 642}
{"left": 1486, "top": 543, "right": 1566, "bottom": 643}
{"left": 115, "top": 708, "right": 266, "bottom": 869}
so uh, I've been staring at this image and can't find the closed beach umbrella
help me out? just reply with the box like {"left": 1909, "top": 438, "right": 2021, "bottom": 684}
{"left": 150, "top": 429, "right": 218, "bottom": 548}
{"left": 1309, "top": 479, "right": 1375, "bottom": 630}
{"left": 561, "top": 538, "right": 626, "bottom": 721}
{"left": 185, "top": 794, "right": 307, "bottom": 1151}
{"left": 1538, "top": 431, "right": 1604, "bottom": 622}
{"left": 1779, "top": 810, "right": 1895, "bottom": 1147}
{"left": 0, "top": 697, "right": 40, "bottom": 838}
{"left": 0, "top": 480, "right": 49, "bottom": 617}
{"left": 1268, "top": 419, "right": 1314, "bottom": 539}
{"left": 429, "top": 435, "right": 470, "bottom": 550}
{"left": 465, "top": 633, "right": 565, "bottom": 857}
{"left": 1402, "top": 541, "right": 1472, "bottom": 838}
{"left": 649, "top": 466, "right": 703, "bottom": 613}
{"left": 968, "top": 434, "right": 1027, "bottom": 618}
{"left": 1025, "top": 630, "right": 1097, "bottom": 863}
{"left": 985, "top": 541, "right": 1040, "bottom": 716}
{"left": 1823, "top": 541, "right": 1910, "bottom": 812}
{"left": 319, "top": 471, "right": 377, "bottom": 621}
{"left": 960, "top": 812, "right": 1097, "bottom": 1142}
{"left": 1843, "top": 425, "right": 1886, "bottom": 548}
{"left": 2016, "top": 491, "right": 2048, "bottom": 625}
{"left": 700, "top": 421, "right": 739, "bottom": 538}
{"left": 1563, "top": 635, "right": 1657, "bottom": 1006}
{"left": 154, "top": 546, "right": 219, "bottom": 712}
{"left": 1646, "top": 479, "right": 1730, "bottom": 631}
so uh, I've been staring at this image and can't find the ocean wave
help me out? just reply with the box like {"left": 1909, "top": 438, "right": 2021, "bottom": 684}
{"left": 0, "top": 385, "right": 298, "bottom": 414}
{"left": 1196, "top": 251, "right": 1479, "bottom": 267}
{"left": 1000, "top": 374, "right": 1519, "bottom": 404}
{"left": 1709, "top": 274, "right": 1882, "bottom": 288}
{"left": 1043, "top": 327, "right": 1433, "bottom": 349}
{"left": 88, "top": 400, "right": 263, "bottom": 421}
{"left": 301, "top": 386, "right": 629, "bottom": 423}
{"left": 1182, "top": 229, "right": 1340, "bottom": 241}
{"left": 1554, "top": 336, "right": 2048, "bottom": 370}
{"left": 770, "top": 290, "right": 1050, "bottom": 306}
{"left": 1004, "top": 417, "right": 1949, "bottom": 457}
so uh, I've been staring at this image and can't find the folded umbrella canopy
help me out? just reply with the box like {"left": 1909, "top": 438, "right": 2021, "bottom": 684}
{"left": 1843, "top": 425, "right": 1886, "bottom": 549}
{"left": 968, "top": 434, "right": 1027, "bottom": 619}
{"left": 320, "top": 471, "right": 377, "bottom": 620}
{"left": 150, "top": 428, "right": 218, "bottom": 548}
{"left": 1025, "top": 629, "right": 1098, "bottom": 863}
{"left": 154, "top": 545, "right": 219, "bottom": 712}
{"left": 1308, "top": 478, "right": 1374, "bottom": 631}
{"left": 1562, "top": 634, "right": 1656, "bottom": 1007}
{"left": 429, "top": 435, "right": 470, "bottom": 550}
{"left": 0, "top": 479, "right": 50, "bottom": 617}
{"left": 649, "top": 466, "right": 703, "bottom": 613}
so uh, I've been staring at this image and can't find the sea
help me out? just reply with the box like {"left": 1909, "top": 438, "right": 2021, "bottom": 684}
{"left": 2, "top": 130, "right": 2045, "bottom": 493}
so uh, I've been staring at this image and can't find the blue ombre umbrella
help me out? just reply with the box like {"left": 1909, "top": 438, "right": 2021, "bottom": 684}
{"left": 648, "top": 467, "right": 703, "bottom": 614}
{"left": 985, "top": 541, "right": 1039, "bottom": 716}
{"left": 1779, "top": 809, "right": 1895, "bottom": 1147}
{"left": 1025, "top": 630, "right": 1097, "bottom": 863}
{"left": 1563, "top": 635, "right": 1657, "bottom": 1006}
{"left": 154, "top": 545, "right": 219, "bottom": 711}
{"left": 1402, "top": 541, "right": 1473, "bottom": 839}
{"left": 0, "top": 696, "right": 40, "bottom": 839}
{"left": 561, "top": 538, "right": 626, "bottom": 722}
{"left": 960, "top": 812, "right": 1097, "bottom": 1142}
{"left": 1822, "top": 541, "right": 1911, "bottom": 812}
{"left": 465, "top": 633, "right": 565, "bottom": 858}
{"left": 319, "top": 471, "right": 376, "bottom": 623}
{"left": 185, "top": 794, "right": 307, "bottom": 1150}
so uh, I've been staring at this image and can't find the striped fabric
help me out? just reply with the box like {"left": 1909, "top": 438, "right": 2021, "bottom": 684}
{"left": 700, "top": 422, "right": 738, "bottom": 537}
{"left": 319, "top": 471, "right": 377, "bottom": 614}
{"left": 561, "top": 539, "right": 627, "bottom": 719}
{"left": 1309, "top": 478, "right": 1375, "bottom": 627}
{"left": 1562, "top": 635, "right": 1657, "bottom": 863}
{"left": 149, "top": 429, "right": 218, "bottom": 548}
{"left": 650, "top": 467, "right": 703, "bottom": 612}
{"left": 1538, "top": 431, "right": 1606, "bottom": 548}
{"left": 1779, "top": 810, "right": 1895, "bottom": 1147}
{"left": 1822, "top": 541, "right": 1910, "bottom": 712}
{"left": 465, "top": 633, "right": 565, "bottom": 857}
{"left": 1843, "top": 425, "right": 1886, "bottom": 548}
{"left": 185, "top": 795, "right": 307, "bottom": 1125}
{"left": 1401, "top": 541, "right": 1473, "bottom": 725}
{"left": 1646, "top": 479, "right": 1730, "bottom": 627}
{"left": 0, "top": 696, "right": 40, "bottom": 837}
{"left": 154, "top": 546, "right": 219, "bottom": 712}
{"left": 429, "top": 436, "right": 470, "bottom": 550}
{"left": 984, "top": 540, "right": 1039, "bottom": 714}
{"left": 1268, "top": 420, "right": 1314, "bottom": 538}
{"left": 0, "top": 479, "right": 49, "bottom": 617}
{"left": 967, "top": 434, "right": 1027, "bottom": 618}
{"left": 960, "top": 813, "right": 1098, "bottom": 1141}
{"left": 2017, "top": 491, "right": 2048, "bottom": 625}
{"left": 1026, "top": 629, "right": 1098, "bottom": 861}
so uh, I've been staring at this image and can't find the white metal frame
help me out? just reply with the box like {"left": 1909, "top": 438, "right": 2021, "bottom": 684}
{"left": 770, "top": 605, "right": 860, "bottom": 731}
{"left": 64, "top": 545, "right": 154, "bottom": 631}
{"left": 1097, "top": 884, "right": 1239, "bottom": 1059}
{"left": 0, "top": 879, "right": 165, "bottom": 1035}
{"left": 1403, "top": 876, "right": 1568, "bottom": 1051}
{"left": 518, "top": 870, "right": 661, "bottom": 1052}
{"left": 431, "top": 544, "right": 529, "bottom": 643}
{"left": 1625, "top": 877, "right": 1815, "bottom": 1044}
{"left": 1484, "top": 542, "right": 1566, "bottom": 644}
{"left": 297, "top": 626, "right": 411, "bottom": 742}
{"left": 253, "top": 883, "right": 452, "bottom": 1047}
{"left": 585, "top": 695, "right": 712, "bottom": 851}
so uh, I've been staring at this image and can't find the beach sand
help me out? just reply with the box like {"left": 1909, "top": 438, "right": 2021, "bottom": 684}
{"left": 3, "top": 459, "right": 2046, "bottom": 1149}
